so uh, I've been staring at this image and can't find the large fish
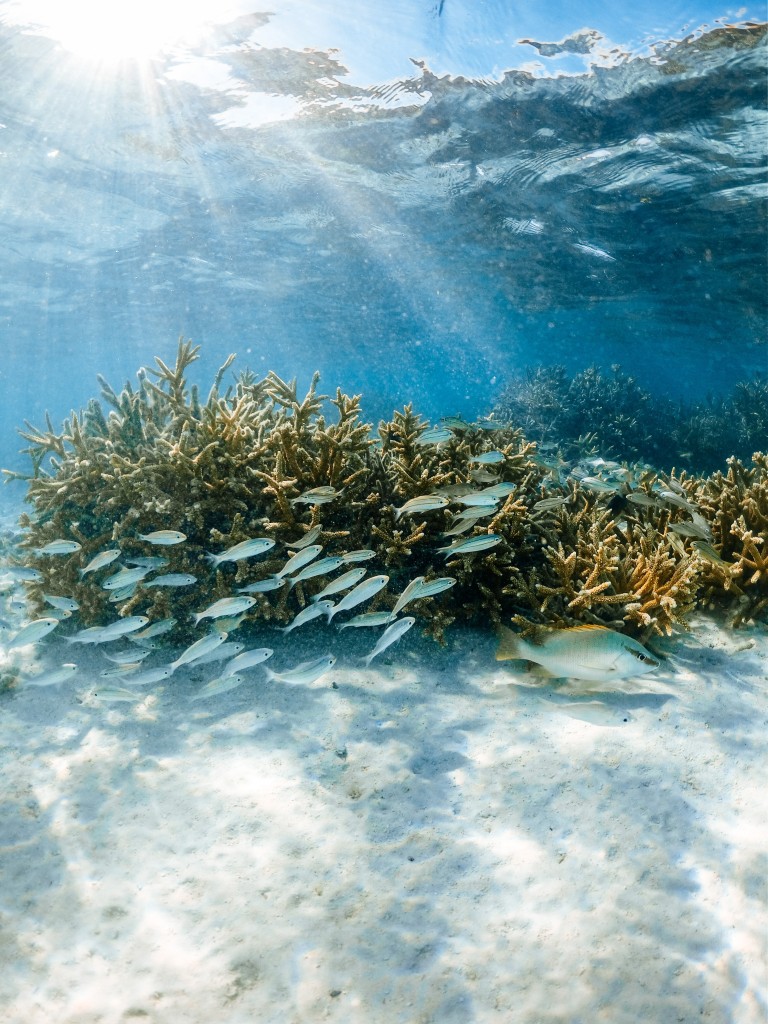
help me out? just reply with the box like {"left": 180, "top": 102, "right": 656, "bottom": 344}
{"left": 496, "top": 624, "right": 659, "bottom": 683}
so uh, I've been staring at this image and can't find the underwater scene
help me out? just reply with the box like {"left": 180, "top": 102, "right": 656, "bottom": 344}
{"left": 0, "top": 2, "right": 765, "bottom": 1022}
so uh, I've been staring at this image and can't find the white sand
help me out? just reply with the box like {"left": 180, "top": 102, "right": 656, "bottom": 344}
{"left": 0, "top": 612, "right": 766, "bottom": 1024}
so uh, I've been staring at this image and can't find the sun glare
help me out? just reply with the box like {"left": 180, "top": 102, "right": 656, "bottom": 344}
{"left": 10, "top": 0, "right": 234, "bottom": 64}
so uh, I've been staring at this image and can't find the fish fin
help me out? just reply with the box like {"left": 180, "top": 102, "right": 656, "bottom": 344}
{"left": 496, "top": 625, "right": 522, "bottom": 661}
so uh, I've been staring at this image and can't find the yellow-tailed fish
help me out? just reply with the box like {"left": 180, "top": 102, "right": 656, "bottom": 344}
{"left": 79, "top": 549, "right": 121, "bottom": 576}
{"left": 437, "top": 534, "right": 502, "bottom": 557}
{"left": 415, "top": 426, "right": 454, "bottom": 445}
{"left": 394, "top": 495, "right": 449, "bottom": 520}
{"left": 43, "top": 594, "right": 80, "bottom": 613}
{"left": 96, "top": 616, "right": 151, "bottom": 641}
{"left": 311, "top": 567, "right": 367, "bottom": 602}
{"left": 340, "top": 549, "right": 376, "bottom": 563}
{"left": 192, "top": 641, "right": 245, "bottom": 666}
{"left": 130, "top": 618, "right": 176, "bottom": 641}
{"left": 279, "top": 600, "right": 335, "bottom": 633}
{"left": 287, "top": 556, "right": 345, "bottom": 588}
{"left": 453, "top": 493, "right": 499, "bottom": 508}
{"left": 496, "top": 624, "right": 659, "bottom": 683}
{"left": 290, "top": 486, "right": 340, "bottom": 506}
{"left": 691, "top": 541, "right": 734, "bottom": 569}
{"left": 102, "top": 566, "right": 153, "bottom": 591}
{"left": 327, "top": 575, "right": 389, "bottom": 623}
{"left": 470, "top": 450, "right": 505, "bottom": 465}
{"left": 34, "top": 539, "right": 82, "bottom": 555}
{"left": 170, "top": 630, "right": 228, "bottom": 672}
{"left": 225, "top": 648, "right": 274, "bottom": 673}
{"left": 391, "top": 576, "right": 426, "bottom": 617}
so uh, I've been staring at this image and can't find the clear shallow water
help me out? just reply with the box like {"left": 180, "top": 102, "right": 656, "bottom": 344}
{"left": 0, "top": 3, "right": 765, "bottom": 480}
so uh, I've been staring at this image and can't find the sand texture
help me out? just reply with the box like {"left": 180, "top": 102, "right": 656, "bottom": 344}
{"left": 0, "top": 616, "right": 766, "bottom": 1024}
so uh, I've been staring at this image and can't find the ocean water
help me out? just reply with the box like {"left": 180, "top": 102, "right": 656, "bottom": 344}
{"left": 0, "top": 3, "right": 765, "bottom": 486}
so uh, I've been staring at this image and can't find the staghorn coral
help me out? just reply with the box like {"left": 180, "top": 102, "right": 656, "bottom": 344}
{"left": 2, "top": 340, "right": 764, "bottom": 654}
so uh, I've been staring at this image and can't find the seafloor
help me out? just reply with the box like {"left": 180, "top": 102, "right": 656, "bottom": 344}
{"left": 0, "top": 608, "right": 765, "bottom": 1024}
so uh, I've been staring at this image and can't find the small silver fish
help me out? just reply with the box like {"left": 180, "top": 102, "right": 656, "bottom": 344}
{"left": 170, "top": 630, "right": 228, "bottom": 672}
{"left": 226, "top": 648, "right": 274, "bottom": 673}
{"left": 279, "top": 600, "right": 335, "bottom": 633}
{"left": 102, "top": 566, "right": 153, "bottom": 591}
{"left": 100, "top": 665, "right": 143, "bottom": 678}
{"left": 327, "top": 575, "right": 389, "bottom": 623}
{"left": 34, "top": 539, "right": 82, "bottom": 555}
{"left": 338, "top": 611, "right": 395, "bottom": 629}
{"left": 364, "top": 617, "right": 416, "bottom": 667}
{"left": 125, "top": 556, "right": 170, "bottom": 569}
{"left": 340, "top": 549, "right": 376, "bottom": 563}
{"left": 451, "top": 506, "right": 497, "bottom": 521}
{"left": 311, "top": 567, "right": 367, "bottom": 602}
{"left": 416, "top": 426, "right": 454, "bottom": 445}
{"left": 138, "top": 530, "right": 187, "bottom": 545}
{"left": 533, "top": 495, "right": 569, "bottom": 512}
{"left": 143, "top": 573, "right": 197, "bottom": 588}
{"left": 97, "top": 616, "right": 151, "bottom": 641}
{"left": 192, "top": 642, "right": 245, "bottom": 666}
{"left": 89, "top": 686, "right": 142, "bottom": 703}
{"left": 394, "top": 495, "right": 449, "bottom": 520}
{"left": 275, "top": 544, "right": 323, "bottom": 579}
{"left": 391, "top": 576, "right": 426, "bottom": 618}
{"left": 265, "top": 654, "right": 336, "bottom": 686}
{"left": 192, "top": 673, "right": 246, "bottom": 701}
{"left": 43, "top": 594, "right": 80, "bottom": 612}
{"left": 625, "top": 492, "right": 661, "bottom": 509}
{"left": 67, "top": 626, "right": 112, "bottom": 645}
{"left": 125, "top": 666, "right": 175, "bottom": 686}
{"left": 206, "top": 537, "right": 275, "bottom": 567}
{"left": 130, "top": 618, "right": 177, "bottom": 641}
{"left": 437, "top": 534, "right": 502, "bottom": 557}
{"left": 692, "top": 541, "right": 734, "bottom": 569}
{"left": 192, "top": 596, "right": 256, "bottom": 627}
{"left": 477, "top": 482, "right": 517, "bottom": 498}
{"left": 440, "top": 416, "right": 470, "bottom": 430}
{"left": 287, "top": 556, "right": 345, "bottom": 588}
{"left": 668, "top": 522, "right": 711, "bottom": 541}
{"left": 453, "top": 493, "right": 499, "bottom": 508}
{"left": 285, "top": 525, "right": 323, "bottom": 549}
{"left": 290, "top": 486, "right": 340, "bottom": 506}
{"left": 469, "top": 451, "right": 505, "bottom": 464}
{"left": 579, "top": 476, "right": 619, "bottom": 494}
{"left": 23, "top": 663, "right": 78, "bottom": 687}
{"left": 237, "top": 577, "right": 287, "bottom": 594}
{"left": 3, "top": 567, "right": 43, "bottom": 582}
{"left": 102, "top": 647, "right": 153, "bottom": 664}
{"left": 7, "top": 617, "right": 60, "bottom": 648}
{"left": 79, "top": 549, "right": 121, "bottom": 576}
{"left": 415, "top": 577, "right": 456, "bottom": 598}
{"left": 108, "top": 585, "right": 138, "bottom": 604}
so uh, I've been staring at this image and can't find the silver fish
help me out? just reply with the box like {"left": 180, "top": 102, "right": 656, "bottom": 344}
{"left": 340, "top": 549, "right": 376, "bottom": 563}
{"left": 79, "top": 549, "right": 121, "bottom": 576}
{"left": 338, "top": 611, "right": 395, "bottom": 629}
{"left": 23, "top": 663, "right": 78, "bottom": 687}
{"left": 43, "top": 594, "right": 80, "bottom": 612}
{"left": 265, "top": 653, "right": 337, "bottom": 686}
{"left": 285, "top": 525, "right": 323, "bottom": 549}
{"left": 7, "top": 617, "right": 60, "bottom": 648}
{"left": 170, "top": 630, "right": 228, "bottom": 672}
{"left": 451, "top": 506, "right": 497, "bottom": 521}
{"left": 477, "top": 482, "right": 517, "bottom": 498}
{"left": 364, "top": 617, "right": 416, "bottom": 667}
{"left": 237, "top": 577, "right": 287, "bottom": 594}
{"left": 100, "top": 665, "right": 143, "bottom": 678}
{"left": 441, "top": 519, "right": 475, "bottom": 538}
{"left": 3, "top": 567, "right": 43, "bottom": 582}
{"left": 67, "top": 625, "right": 112, "bottom": 645}
{"left": 192, "top": 672, "right": 247, "bottom": 701}
{"left": 138, "top": 530, "right": 187, "bottom": 545}
{"left": 143, "top": 573, "right": 197, "bottom": 587}
{"left": 668, "top": 522, "right": 711, "bottom": 541}
{"left": 453, "top": 493, "right": 499, "bottom": 508}
{"left": 440, "top": 416, "right": 470, "bottom": 430}
{"left": 97, "top": 616, "right": 151, "bottom": 641}
{"left": 469, "top": 451, "right": 505, "bottom": 464}
{"left": 130, "top": 618, "right": 177, "bottom": 640}
{"left": 102, "top": 647, "right": 152, "bottom": 664}
{"left": 279, "top": 600, "right": 335, "bottom": 633}
{"left": 415, "top": 577, "right": 456, "bottom": 598}
{"left": 311, "top": 567, "right": 367, "bottom": 602}
{"left": 102, "top": 566, "right": 153, "bottom": 591}
{"left": 89, "top": 686, "right": 143, "bottom": 703}
{"left": 125, "top": 555, "right": 170, "bottom": 568}
{"left": 290, "top": 486, "right": 340, "bottom": 506}
{"left": 35, "top": 539, "right": 82, "bottom": 555}
{"left": 125, "top": 666, "right": 175, "bottom": 686}
{"left": 437, "top": 534, "right": 502, "bottom": 557}
{"left": 275, "top": 544, "right": 323, "bottom": 578}
{"left": 391, "top": 576, "right": 426, "bottom": 618}
{"left": 192, "top": 596, "right": 256, "bottom": 627}
{"left": 626, "top": 492, "right": 661, "bottom": 509}
{"left": 394, "top": 495, "right": 449, "bottom": 520}
{"left": 533, "top": 495, "right": 569, "bottom": 511}
{"left": 327, "top": 575, "right": 389, "bottom": 623}
{"left": 206, "top": 537, "right": 275, "bottom": 567}
{"left": 416, "top": 426, "right": 454, "bottom": 445}
{"left": 226, "top": 648, "right": 274, "bottom": 673}
{"left": 108, "top": 585, "right": 138, "bottom": 603}
{"left": 579, "top": 476, "right": 619, "bottom": 494}
{"left": 191, "top": 641, "right": 245, "bottom": 666}
{"left": 287, "top": 556, "right": 345, "bottom": 588}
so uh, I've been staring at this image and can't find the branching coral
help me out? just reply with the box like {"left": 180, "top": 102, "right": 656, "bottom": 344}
{"left": 3, "top": 341, "right": 764, "bottom": 651}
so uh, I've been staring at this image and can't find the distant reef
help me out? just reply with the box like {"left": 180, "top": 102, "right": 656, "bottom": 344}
{"left": 3, "top": 339, "right": 766, "bottom": 644}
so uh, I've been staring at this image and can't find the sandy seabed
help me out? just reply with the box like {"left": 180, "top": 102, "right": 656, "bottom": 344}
{"left": 0, "top": 610, "right": 765, "bottom": 1024}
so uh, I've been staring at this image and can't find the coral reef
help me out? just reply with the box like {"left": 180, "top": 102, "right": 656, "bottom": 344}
{"left": 2, "top": 341, "right": 765, "bottom": 652}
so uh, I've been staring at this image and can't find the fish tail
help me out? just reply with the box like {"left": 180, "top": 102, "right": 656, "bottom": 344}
{"left": 496, "top": 625, "right": 523, "bottom": 661}
{"left": 204, "top": 553, "right": 220, "bottom": 567}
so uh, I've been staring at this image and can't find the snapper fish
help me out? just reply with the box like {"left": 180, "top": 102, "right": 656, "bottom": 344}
{"left": 170, "top": 630, "right": 228, "bottom": 672}
{"left": 469, "top": 450, "right": 505, "bottom": 465}
{"left": 102, "top": 566, "right": 153, "bottom": 591}
{"left": 279, "top": 600, "right": 335, "bottom": 634}
{"left": 143, "top": 573, "right": 197, "bottom": 588}
{"left": 496, "top": 624, "right": 659, "bottom": 683}
{"left": 237, "top": 577, "right": 287, "bottom": 594}
{"left": 416, "top": 426, "right": 454, "bottom": 445}
{"left": 339, "top": 611, "right": 395, "bottom": 629}
{"left": 437, "top": 534, "right": 502, "bottom": 557}
{"left": 275, "top": 544, "right": 323, "bottom": 579}
{"left": 225, "top": 648, "right": 274, "bottom": 673}
{"left": 287, "top": 556, "right": 345, "bottom": 588}
{"left": 7, "top": 617, "right": 60, "bottom": 648}
{"left": 285, "top": 525, "right": 322, "bottom": 549}
{"left": 192, "top": 673, "right": 247, "bottom": 701}
{"left": 290, "top": 486, "right": 340, "bottom": 506}
{"left": 23, "top": 663, "right": 78, "bottom": 688}
{"left": 327, "top": 575, "right": 389, "bottom": 623}
{"left": 311, "top": 567, "right": 367, "bottom": 602}
{"left": 394, "top": 495, "right": 449, "bottom": 520}
{"left": 192, "top": 596, "right": 256, "bottom": 627}
{"left": 79, "top": 549, "right": 121, "bottom": 576}
{"left": 340, "top": 549, "right": 376, "bottom": 563}
{"left": 364, "top": 616, "right": 415, "bottom": 667}
{"left": 43, "top": 594, "right": 79, "bottom": 613}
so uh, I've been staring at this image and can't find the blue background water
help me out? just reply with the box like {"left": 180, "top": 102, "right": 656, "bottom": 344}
{"left": 0, "top": 1, "right": 765, "bottom": 486}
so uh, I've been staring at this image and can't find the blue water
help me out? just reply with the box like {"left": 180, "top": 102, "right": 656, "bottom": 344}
{"left": 0, "top": 4, "right": 765, "bottom": 483}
